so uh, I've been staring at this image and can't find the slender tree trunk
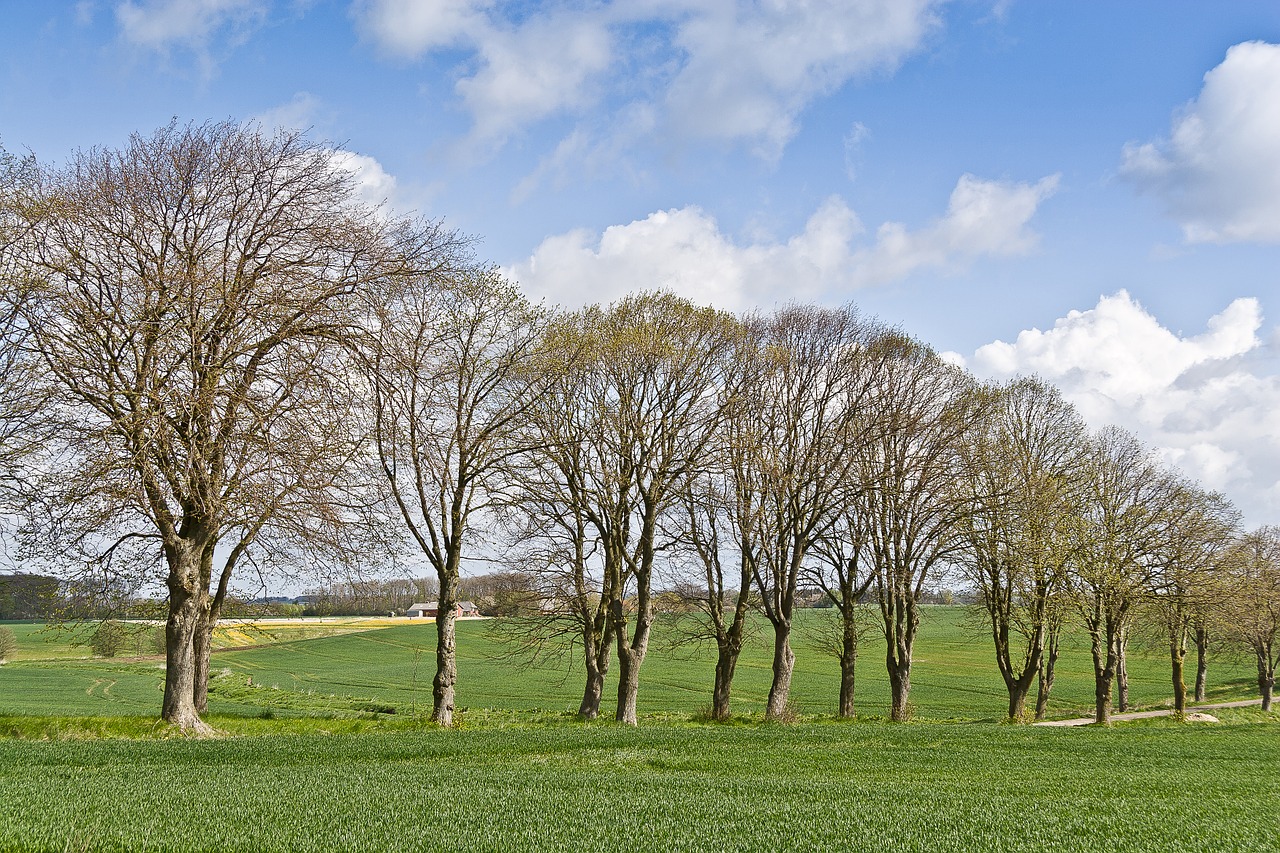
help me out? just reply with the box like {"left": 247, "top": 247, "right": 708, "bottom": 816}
{"left": 192, "top": 604, "right": 214, "bottom": 715}
{"left": 1116, "top": 630, "right": 1130, "bottom": 713}
{"left": 764, "top": 620, "right": 795, "bottom": 721}
{"left": 1170, "top": 632, "right": 1188, "bottom": 714}
{"left": 1034, "top": 628, "right": 1060, "bottom": 721}
{"left": 1194, "top": 627, "right": 1209, "bottom": 703}
{"left": 432, "top": 573, "right": 459, "bottom": 726}
{"left": 837, "top": 617, "right": 858, "bottom": 719}
{"left": 887, "top": 656, "right": 912, "bottom": 722}
{"left": 614, "top": 603, "right": 651, "bottom": 726}
{"left": 1258, "top": 654, "right": 1275, "bottom": 712}
{"left": 578, "top": 619, "right": 610, "bottom": 719}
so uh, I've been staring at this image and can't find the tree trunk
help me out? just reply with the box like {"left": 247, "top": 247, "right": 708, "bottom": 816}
{"left": 1034, "top": 629, "right": 1060, "bottom": 721}
{"left": 711, "top": 640, "right": 740, "bottom": 721}
{"left": 192, "top": 605, "right": 214, "bottom": 715}
{"left": 432, "top": 576, "right": 458, "bottom": 726}
{"left": 614, "top": 603, "right": 651, "bottom": 726}
{"left": 1170, "top": 637, "right": 1188, "bottom": 714}
{"left": 1193, "top": 627, "right": 1209, "bottom": 703}
{"left": 1090, "top": 631, "right": 1116, "bottom": 724}
{"left": 161, "top": 582, "right": 205, "bottom": 731}
{"left": 1116, "top": 632, "right": 1130, "bottom": 713}
{"left": 837, "top": 618, "right": 858, "bottom": 719}
{"left": 887, "top": 656, "right": 912, "bottom": 722}
{"left": 1258, "top": 654, "right": 1275, "bottom": 712}
{"left": 764, "top": 621, "right": 795, "bottom": 721}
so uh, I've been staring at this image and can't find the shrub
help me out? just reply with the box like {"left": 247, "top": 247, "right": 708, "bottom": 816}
{"left": 0, "top": 626, "right": 16, "bottom": 663}
{"left": 90, "top": 620, "right": 126, "bottom": 658}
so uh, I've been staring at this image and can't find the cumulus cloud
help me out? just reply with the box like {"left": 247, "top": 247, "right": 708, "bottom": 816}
{"left": 1120, "top": 41, "right": 1280, "bottom": 243}
{"left": 328, "top": 150, "right": 399, "bottom": 211}
{"left": 352, "top": 0, "right": 944, "bottom": 156}
{"left": 508, "top": 173, "right": 1056, "bottom": 309}
{"left": 958, "top": 291, "right": 1280, "bottom": 525}
{"left": 115, "top": 0, "right": 267, "bottom": 49}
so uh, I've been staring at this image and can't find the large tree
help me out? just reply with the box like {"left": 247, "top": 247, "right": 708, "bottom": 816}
{"left": 4, "top": 121, "right": 439, "bottom": 730}
{"left": 955, "top": 376, "right": 1087, "bottom": 721}
{"left": 1227, "top": 526, "right": 1280, "bottom": 711}
{"left": 1069, "top": 427, "right": 1176, "bottom": 724}
{"left": 856, "top": 337, "right": 985, "bottom": 722}
{"left": 365, "top": 267, "right": 549, "bottom": 726}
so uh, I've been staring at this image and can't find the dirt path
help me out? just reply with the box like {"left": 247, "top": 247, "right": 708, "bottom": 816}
{"left": 1034, "top": 699, "right": 1261, "bottom": 726}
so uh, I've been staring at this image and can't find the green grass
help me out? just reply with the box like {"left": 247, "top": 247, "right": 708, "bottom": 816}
{"left": 0, "top": 608, "right": 1260, "bottom": 722}
{"left": 0, "top": 608, "right": 1273, "bottom": 851}
{"left": 0, "top": 719, "right": 1275, "bottom": 852}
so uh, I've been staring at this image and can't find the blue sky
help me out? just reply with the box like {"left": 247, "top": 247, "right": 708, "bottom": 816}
{"left": 3, "top": 0, "right": 1280, "bottom": 529}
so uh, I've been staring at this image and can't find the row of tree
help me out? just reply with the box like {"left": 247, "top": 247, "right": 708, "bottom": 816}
{"left": 0, "top": 122, "right": 1275, "bottom": 731}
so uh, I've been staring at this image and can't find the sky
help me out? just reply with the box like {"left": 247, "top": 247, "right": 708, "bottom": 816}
{"left": 2, "top": 0, "right": 1279, "bottom": 531}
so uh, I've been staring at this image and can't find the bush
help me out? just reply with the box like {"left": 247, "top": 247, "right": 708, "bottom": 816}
{"left": 0, "top": 626, "right": 16, "bottom": 663}
{"left": 90, "top": 620, "right": 126, "bottom": 658}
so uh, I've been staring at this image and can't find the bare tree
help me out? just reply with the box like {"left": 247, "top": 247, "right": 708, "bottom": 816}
{"left": 734, "top": 305, "right": 888, "bottom": 721}
{"left": 1069, "top": 427, "right": 1176, "bottom": 724}
{"left": 1143, "top": 477, "right": 1237, "bottom": 714}
{"left": 1226, "top": 526, "right": 1280, "bottom": 711}
{"left": 807, "top": 508, "right": 875, "bottom": 718}
{"left": 365, "top": 267, "right": 549, "bottom": 726}
{"left": 954, "top": 376, "right": 1087, "bottom": 721}
{"left": 4, "top": 121, "right": 438, "bottom": 730}
{"left": 856, "top": 337, "right": 985, "bottom": 722}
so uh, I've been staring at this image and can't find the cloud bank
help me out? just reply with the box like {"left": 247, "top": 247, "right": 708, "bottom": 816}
{"left": 1121, "top": 41, "right": 1280, "bottom": 244}
{"left": 958, "top": 291, "right": 1280, "bottom": 526}
{"left": 508, "top": 173, "right": 1057, "bottom": 310}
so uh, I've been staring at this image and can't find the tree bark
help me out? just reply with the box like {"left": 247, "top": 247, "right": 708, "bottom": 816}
{"left": 613, "top": 599, "right": 652, "bottom": 726}
{"left": 764, "top": 621, "right": 795, "bottom": 721}
{"left": 1090, "top": 630, "right": 1117, "bottom": 724}
{"left": 1259, "top": 654, "right": 1275, "bottom": 712}
{"left": 192, "top": 605, "right": 214, "bottom": 715}
{"left": 1034, "top": 626, "right": 1060, "bottom": 721}
{"left": 837, "top": 618, "right": 858, "bottom": 719}
{"left": 161, "top": 580, "right": 205, "bottom": 731}
{"left": 712, "top": 640, "right": 740, "bottom": 721}
{"left": 432, "top": 575, "right": 459, "bottom": 726}
{"left": 578, "top": 618, "right": 611, "bottom": 719}
{"left": 1170, "top": 635, "right": 1188, "bottom": 714}
{"left": 1116, "top": 630, "right": 1130, "bottom": 713}
{"left": 887, "top": 655, "right": 912, "bottom": 722}
{"left": 1194, "top": 627, "right": 1209, "bottom": 703}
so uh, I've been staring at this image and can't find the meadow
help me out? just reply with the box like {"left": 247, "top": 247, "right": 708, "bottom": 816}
{"left": 0, "top": 609, "right": 1275, "bottom": 852}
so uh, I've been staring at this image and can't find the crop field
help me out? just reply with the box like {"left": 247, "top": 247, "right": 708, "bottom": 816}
{"left": 0, "top": 609, "right": 1274, "bottom": 851}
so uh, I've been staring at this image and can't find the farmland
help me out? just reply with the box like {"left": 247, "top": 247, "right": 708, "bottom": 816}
{"left": 0, "top": 609, "right": 1276, "bottom": 852}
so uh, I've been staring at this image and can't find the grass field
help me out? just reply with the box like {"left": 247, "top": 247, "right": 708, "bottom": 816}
{"left": 0, "top": 609, "right": 1274, "bottom": 851}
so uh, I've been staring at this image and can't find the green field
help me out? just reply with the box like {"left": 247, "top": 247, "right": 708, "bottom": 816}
{"left": 0, "top": 609, "right": 1274, "bottom": 852}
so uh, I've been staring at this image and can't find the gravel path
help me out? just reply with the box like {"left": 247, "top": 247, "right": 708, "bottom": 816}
{"left": 1034, "top": 699, "right": 1261, "bottom": 726}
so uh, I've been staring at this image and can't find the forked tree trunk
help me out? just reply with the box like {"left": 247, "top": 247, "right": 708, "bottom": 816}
{"left": 1034, "top": 629, "right": 1060, "bottom": 721}
{"left": 887, "top": 655, "right": 912, "bottom": 722}
{"left": 432, "top": 574, "right": 459, "bottom": 726}
{"left": 764, "top": 621, "right": 795, "bottom": 721}
{"left": 1194, "top": 627, "right": 1209, "bottom": 703}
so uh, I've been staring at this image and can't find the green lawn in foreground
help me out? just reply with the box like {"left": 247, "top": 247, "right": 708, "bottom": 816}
{"left": 0, "top": 608, "right": 1260, "bottom": 722}
{"left": 0, "top": 718, "right": 1275, "bottom": 852}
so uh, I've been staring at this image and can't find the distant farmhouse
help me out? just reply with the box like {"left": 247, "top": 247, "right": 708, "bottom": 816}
{"left": 408, "top": 601, "right": 480, "bottom": 618}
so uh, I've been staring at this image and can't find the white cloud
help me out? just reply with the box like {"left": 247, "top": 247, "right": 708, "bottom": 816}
{"left": 351, "top": 0, "right": 483, "bottom": 56}
{"left": 1120, "top": 41, "right": 1280, "bottom": 244}
{"left": 352, "top": 0, "right": 944, "bottom": 157}
{"left": 115, "top": 0, "right": 267, "bottom": 49}
{"left": 508, "top": 173, "right": 1056, "bottom": 309}
{"left": 960, "top": 291, "right": 1280, "bottom": 526}
{"left": 328, "top": 150, "right": 399, "bottom": 211}
{"left": 847, "top": 173, "right": 1058, "bottom": 287}
{"left": 663, "top": 0, "right": 941, "bottom": 157}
